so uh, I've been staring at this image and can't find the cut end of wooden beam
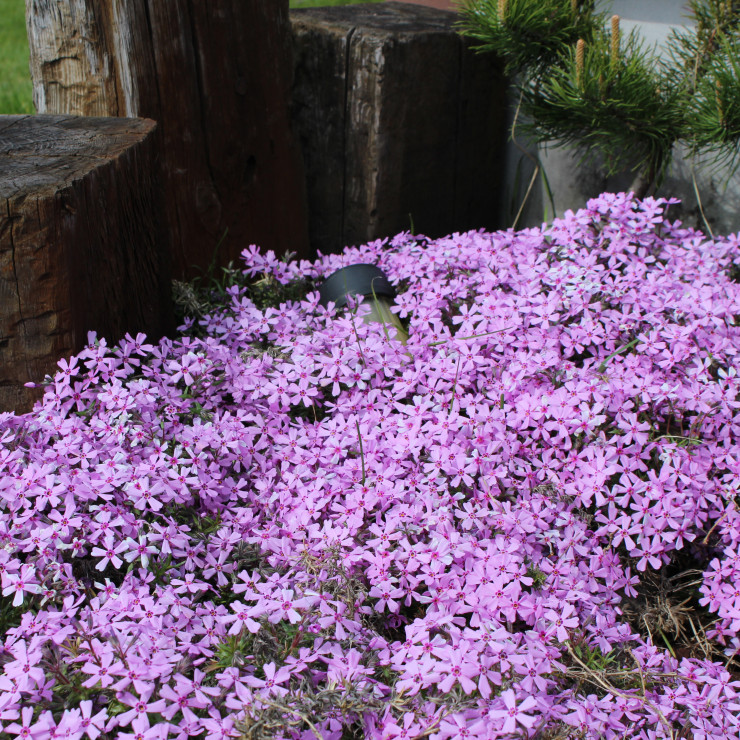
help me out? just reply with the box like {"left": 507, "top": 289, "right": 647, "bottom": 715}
{"left": 0, "top": 114, "right": 169, "bottom": 414}
{"left": 0, "top": 115, "right": 157, "bottom": 200}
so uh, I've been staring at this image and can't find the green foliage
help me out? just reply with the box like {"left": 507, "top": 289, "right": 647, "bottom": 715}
{"left": 148, "top": 553, "right": 175, "bottom": 586}
{"left": 212, "top": 630, "right": 256, "bottom": 670}
{"left": 248, "top": 272, "right": 315, "bottom": 311}
{"left": 569, "top": 641, "right": 618, "bottom": 672}
{"left": 526, "top": 564, "right": 548, "bottom": 587}
{"left": 458, "top": 0, "right": 740, "bottom": 195}
{"left": 527, "top": 28, "right": 683, "bottom": 185}
{"left": 163, "top": 504, "right": 222, "bottom": 542}
{"left": 458, "top": 0, "right": 603, "bottom": 77}
{"left": 172, "top": 254, "right": 315, "bottom": 335}
{"left": 49, "top": 656, "right": 98, "bottom": 706}
{"left": 686, "top": 33, "right": 740, "bottom": 168}
{"left": 0, "top": 594, "right": 27, "bottom": 633}
{"left": 668, "top": 0, "right": 740, "bottom": 86}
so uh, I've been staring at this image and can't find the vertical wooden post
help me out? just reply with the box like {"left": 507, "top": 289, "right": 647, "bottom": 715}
{"left": 26, "top": 0, "right": 310, "bottom": 279}
{"left": 291, "top": 2, "right": 508, "bottom": 255}
{"left": 0, "top": 115, "right": 168, "bottom": 412}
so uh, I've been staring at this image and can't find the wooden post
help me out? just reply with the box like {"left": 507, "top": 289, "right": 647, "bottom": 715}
{"left": 25, "top": 0, "right": 310, "bottom": 279}
{"left": 291, "top": 1, "right": 509, "bottom": 255}
{"left": 0, "top": 115, "right": 169, "bottom": 413}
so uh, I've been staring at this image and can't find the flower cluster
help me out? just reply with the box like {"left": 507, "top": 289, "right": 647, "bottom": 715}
{"left": 1, "top": 191, "right": 740, "bottom": 738}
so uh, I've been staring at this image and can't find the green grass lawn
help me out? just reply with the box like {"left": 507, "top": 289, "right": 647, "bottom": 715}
{"left": 0, "top": 0, "right": 33, "bottom": 114}
{"left": 0, "top": 0, "right": 384, "bottom": 115}
{"left": 291, "top": 0, "right": 383, "bottom": 5}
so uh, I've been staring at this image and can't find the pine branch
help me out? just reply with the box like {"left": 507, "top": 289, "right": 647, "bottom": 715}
{"left": 457, "top": 0, "right": 603, "bottom": 77}
{"left": 458, "top": 0, "right": 740, "bottom": 201}
{"left": 687, "top": 32, "right": 740, "bottom": 170}
{"left": 525, "top": 26, "right": 681, "bottom": 187}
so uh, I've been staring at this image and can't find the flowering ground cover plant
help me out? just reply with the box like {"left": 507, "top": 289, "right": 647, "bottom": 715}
{"left": 2, "top": 191, "right": 740, "bottom": 738}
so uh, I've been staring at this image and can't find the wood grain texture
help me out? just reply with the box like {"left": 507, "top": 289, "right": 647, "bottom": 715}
{"left": 291, "top": 1, "right": 508, "bottom": 255}
{"left": 26, "top": 0, "right": 310, "bottom": 279}
{"left": 0, "top": 114, "right": 170, "bottom": 413}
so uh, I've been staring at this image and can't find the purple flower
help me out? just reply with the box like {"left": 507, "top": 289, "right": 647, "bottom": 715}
{"left": 78, "top": 701, "right": 108, "bottom": 740}
{"left": 4, "top": 706, "right": 53, "bottom": 739}
{"left": 481, "top": 689, "right": 538, "bottom": 734}
{"left": 433, "top": 643, "right": 480, "bottom": 694}
{"left": 2, "top": 190, "right": 740, "bottom": 738}
{"left": 243, "top": 662, "right": 292, "bottom": 697}
{"left": 116, "top": 687, "right": 168, "bottom": 729}
{"left": 90, "top": 536, "right": 128, "bottom": 571}
{"left": 4, "top": 638, "right": 45, "bottom": 691}
{"left": 2, "top": 565, "right": 39, "bottom": 607}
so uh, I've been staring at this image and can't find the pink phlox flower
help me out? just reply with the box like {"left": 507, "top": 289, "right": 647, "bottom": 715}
{"left": 90, "top": 536, "right": 128, "bottom": 571}
{"left": 369, "top": 581, "right": 405, "bottom": 614}
{"left": 183, "top": 668, "right": 222, "bottom": 705}
{"left": 56, "top": 355, "right": 79, "bottom": 378}
{"left": 232, "top": 570, "right": 263, "bottom": 597}
{"left": 437, "top": 711, "right": 477, "bottom": 739}
{"left": 77, "top": 700, "right": 108, "bottom": 740}
{"left": 366, "top": 522, "right": 402, "bottom": 550}
{"left": 317, "top": 600, "right": 355, "bottom": 640}
{"left": 416, "top": 537, "right": 454, "bottom": 571}
{"left": 544, "top": 603, "right": 579, "bottom": 643}
{"left": 287, "top": 377, "right": 320, "bottom": 407}
{"left": 2, "top": 564, "right": 39, "bottom": 607}
{"left": 80, "top": 647, "right": 124, "bottom": 689}
{"left": 115, "top": 718, "right": 170, "bottom": 740}
{"left": 0, "top": 674, "right": 21, "bottom": 718}
{"left": 617, "top": 411, "right": 652, "bottom": 446}
{"left": 110, "top": 659, "right": 156, "bottom": 694}
{"left": 265, "top": 589, "right": 315, "bottom": 624}
{"left": 562, "top": 693, "right": 612, "bottom": 735}
{"left": 4, "top": 637, "right": 46, "bottom": 691}
{"left": 611, "top": 514, "right": 643, "bottom": 552}
{"left": 122, "top": 534, "right": 157, "bottom": 569}
{"left": 394, "top": 660, "right": 437, "bottom": 697}
{"left": 325, "top": 647, "right": 373, "bottom": 686}
{"left": 568, "top": 401, "right": 607, "bottom": 436}
{"left": 283, "top": 641, "right": 331, "bottom": 674}
{"left": 632, "top": 535, "right": 668, "bottom": 572}
{"left": 243, "top": 661, "right": 292, "bottom": 697}
{"left": 432, "top": 642, "right": 480, "bottom": 694}
{"left": 703, "top": 669, "right": 740, "bottom": 702}
{"left": 170, "top": 573, "right": 211, "bottom": 595}
{"left": 481, "top": 688, "right": 538, "bottom": 734}
{"left": 49, "top": 707, "right": 89, "bottom": 740}
{"left": 127, "top": 477, "right": 166, "bottom": 512}
{"left": 198, "top": 714, "right": 240, "bottom": 738}
{"left": 148, "top": 521, "right": 189, "bottom": 558}
{"left": 159, "top": 674, "right": 211, "bottom": 720}
{"left": 223, "top": 601, "right": 263, "bottom": 635}
{"left": 167, "top": 352, "right": 207, "bottom": 387}
{"left": 4, "top": 706, "right": 54, "bottom": 740}
{"left": 0, "top": 549, "right": 21, "bottom": 590}
{"left": 381, "top": 711, "right": 424, "bottom": 739}
{"left": 116, "top": 686, "right": 168, "bottom": 729}
{"left": 47, "top": 495, "right": 83, "bottom": 536}
{"left": 512, "top": 651, "right": 552, "bottom": 693}
{"left": 191, "top": 612, "right": 225, "bottom": 648}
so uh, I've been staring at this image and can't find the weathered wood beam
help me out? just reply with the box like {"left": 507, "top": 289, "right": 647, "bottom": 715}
{"left": 26, "top": 0, "right": 310, "bottom": 279}
{"left": 291, "top": 1, "right": 508, "bottom": 255}
{"left": 0, "top": 114, "right": 169, "bottom": 413}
